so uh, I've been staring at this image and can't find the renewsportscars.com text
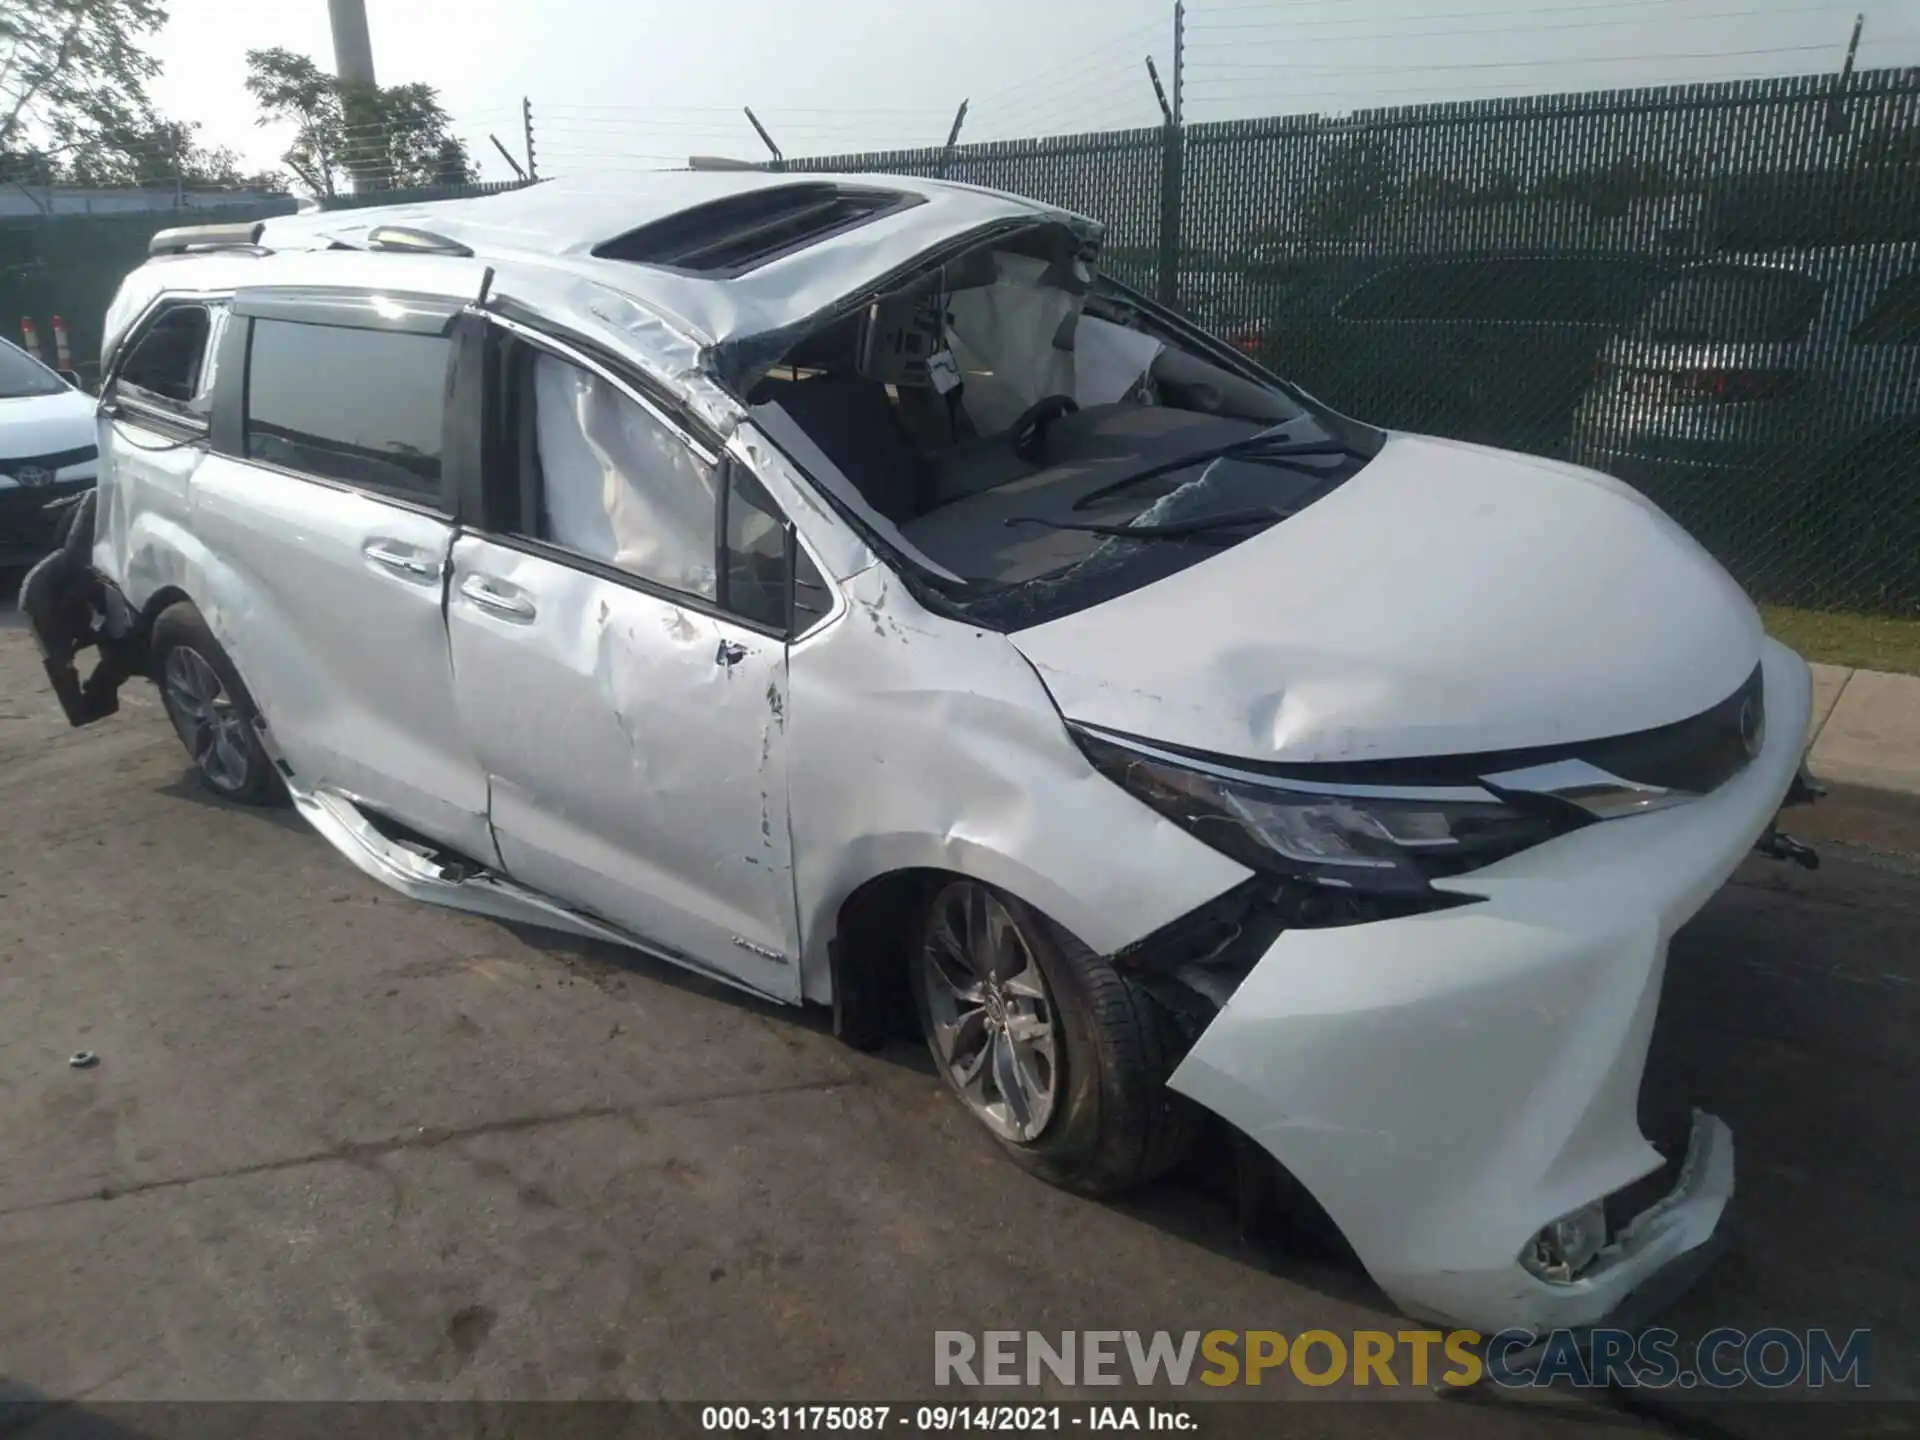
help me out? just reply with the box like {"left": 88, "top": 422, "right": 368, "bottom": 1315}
{"left": 935, "top": 1327, "right": 1872, "bottom": 1390}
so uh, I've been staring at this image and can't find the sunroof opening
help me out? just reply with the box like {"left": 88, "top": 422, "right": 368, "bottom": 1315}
{"left": 592, "top": 183, "right": 922, "bottom": 277}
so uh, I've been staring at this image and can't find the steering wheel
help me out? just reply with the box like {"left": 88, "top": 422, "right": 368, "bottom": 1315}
{"left": 1009, "top": 394, "right": 1080, "bottom": 463}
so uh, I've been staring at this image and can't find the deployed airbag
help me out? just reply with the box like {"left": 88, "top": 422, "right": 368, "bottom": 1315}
{"left": 535, "top": 354, "right": 719, "bottom": 598}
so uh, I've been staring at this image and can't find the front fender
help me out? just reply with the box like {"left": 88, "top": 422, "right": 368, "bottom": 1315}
{"left": 788, "top": 567, "right": 1248, "bottom": 1005}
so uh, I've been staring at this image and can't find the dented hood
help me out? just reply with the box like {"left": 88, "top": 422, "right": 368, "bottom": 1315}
{"left": 1008, "top": 433, "right": 1764, "bottom": 765}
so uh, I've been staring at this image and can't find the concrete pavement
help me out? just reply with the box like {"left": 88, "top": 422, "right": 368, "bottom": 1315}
{"left": 1808, "top": 663, "right": 1920, "bottom": 802}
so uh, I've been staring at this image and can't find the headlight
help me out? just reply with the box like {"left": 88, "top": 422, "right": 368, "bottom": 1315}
{"left": 1072, "top": 725, "right": 1567, "bottom": 893}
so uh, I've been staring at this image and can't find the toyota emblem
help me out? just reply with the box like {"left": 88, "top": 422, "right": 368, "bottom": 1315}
{"left": 11, "top": 465, "right": 53, "bottom": 487}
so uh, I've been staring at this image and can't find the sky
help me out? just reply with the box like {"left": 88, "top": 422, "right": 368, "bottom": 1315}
{"left": 144, "top": 0, "right": 1920, "bottom": 184}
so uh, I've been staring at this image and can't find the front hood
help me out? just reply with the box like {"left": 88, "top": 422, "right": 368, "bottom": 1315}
{"left": 1009, "top": 433, "right": 1763, "bottom": 764}
{"left": 0, "top": 389, "right": 97, "bottom": 461}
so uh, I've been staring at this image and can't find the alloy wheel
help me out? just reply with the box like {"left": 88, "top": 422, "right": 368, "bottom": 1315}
{"left": 161, "top": 645, "right": 252, "bottom": 793}
{"left": 921, "top": 883, "right": 1060, "bottom": 1143}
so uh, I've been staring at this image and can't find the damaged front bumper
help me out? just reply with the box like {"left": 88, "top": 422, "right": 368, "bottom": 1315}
{"left": 1165, "top": 638, "right": 1811, "bottom": 1334}
{"left": 18, "top": 492, "right": 146, "bottom": 727}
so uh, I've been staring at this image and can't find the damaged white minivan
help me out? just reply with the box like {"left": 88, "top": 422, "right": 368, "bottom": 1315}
{"left": 27, "top": 172, "right": 1825, "bottom": 1335}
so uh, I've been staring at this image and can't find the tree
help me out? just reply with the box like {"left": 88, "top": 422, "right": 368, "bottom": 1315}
{"left": 1302, "top": 135, "right": 1400, "bottom": 239}
{"left": 60, "top": 116, "right": 287, "bottom": 190}
{"left": 1, "top": 0, "right": 166, "bottom": 161}
{"left": 244, "top": 47, "right": 474, "bottom": 199}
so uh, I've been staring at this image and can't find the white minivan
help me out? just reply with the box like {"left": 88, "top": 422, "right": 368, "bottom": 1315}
{"left": 26, "top": 172, "right": 1822, "bottom": 1335}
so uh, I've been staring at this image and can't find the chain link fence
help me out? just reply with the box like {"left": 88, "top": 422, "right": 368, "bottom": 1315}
{"left": 2, "top": 200, "right": 299, "bottom": 388}
{"left": 8, "top": 72, "right": 1917, "bottom": 614}
{"left": 795, "top": 68, "right": 1920, "bottom": 617}
{"left": 2, "top": 182, "right": 526, "bottom": 388}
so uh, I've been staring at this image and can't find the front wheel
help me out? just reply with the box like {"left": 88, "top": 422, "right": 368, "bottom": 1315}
{"left": 910, "top": 879, "right": 1195, "bottom": 1196}
{"left": 150, "top": 602, "right": 286, "bottom": 807}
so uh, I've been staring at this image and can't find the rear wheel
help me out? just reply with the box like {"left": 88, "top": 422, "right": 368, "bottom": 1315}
{"left": 911, "top": 879, "right": 1195, "bottom": 1195}
{"left": 150, "top": 602, "right": 286, "bottom": 807}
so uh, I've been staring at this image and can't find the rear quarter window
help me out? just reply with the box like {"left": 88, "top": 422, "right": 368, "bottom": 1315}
{"left": 244, "top": 319, "right": 450, "bottom": 501}
{"left": 1635, "top": 266, "right": 1824, "bottom": 344}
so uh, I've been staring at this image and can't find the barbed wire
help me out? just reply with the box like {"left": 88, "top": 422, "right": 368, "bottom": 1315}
{"left": 1186, "top": 1, "right": 1853, "bottom": 46}
{"left": 1186, "top": 0, "right": 1856, "bottom": 31}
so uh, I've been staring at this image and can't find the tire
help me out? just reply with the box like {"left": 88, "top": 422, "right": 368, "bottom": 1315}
{"left": 149, "top": 602, "right": 287, "bottom": 807}
{"left": 910, "top": 878, "right": 1196, "bottom": 1196}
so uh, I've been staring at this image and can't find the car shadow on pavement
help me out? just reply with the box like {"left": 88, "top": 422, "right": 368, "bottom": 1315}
{"left": 488, "top": 911, "right": 1397, "bottom": 1318}
{"left": 486, "top": 917, "right": 822, "bottom": 1024}
{"left": 0, "top": 1379, "right": 154, "bottom": 1439}
{"left": 151, "top": 773, "right": 311, "bottom": 836}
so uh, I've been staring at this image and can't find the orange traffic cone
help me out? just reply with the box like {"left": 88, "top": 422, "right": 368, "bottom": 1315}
{"left": 19, "top": 317, "right": 44, "bottom": 362}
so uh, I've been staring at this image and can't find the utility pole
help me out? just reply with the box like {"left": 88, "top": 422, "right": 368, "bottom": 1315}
{"left": 523, "top": 97, "right": 539, "bottom": 181}
{"left": 327, "top": 0, "right": 377, "bottom": 85}
{"left": 328, "top": 0, "right": 379, "bottom": 192}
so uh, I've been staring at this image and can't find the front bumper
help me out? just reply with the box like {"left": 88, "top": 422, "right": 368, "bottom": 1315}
{"left": 19, "top": 489, "right": 146, "bottom": 727}
{"left": 1168, "top": 638, "right": 1811, "bottom": 1333}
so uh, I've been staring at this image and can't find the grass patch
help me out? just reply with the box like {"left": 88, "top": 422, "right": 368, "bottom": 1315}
{"left": 1763, "top": 605, "right": 1920, "bottom": 676}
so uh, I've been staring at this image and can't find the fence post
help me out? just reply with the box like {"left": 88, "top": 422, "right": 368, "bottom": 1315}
{"left": 1158, "top": 123, "right": 1184, "bottom": 308}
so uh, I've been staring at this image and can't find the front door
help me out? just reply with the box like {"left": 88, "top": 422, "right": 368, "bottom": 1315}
{"left": 445, "top": 325, "right": 801, "bottom": 999}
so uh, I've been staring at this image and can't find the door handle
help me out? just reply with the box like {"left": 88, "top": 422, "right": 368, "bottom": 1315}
{"left": 459, "top": 573, "right": 537, "bottom": 621}
{"left": 364, "top": 540, "right": 441, "bottom": 579}
{"left": 715, "top": 639, "right": 747, "bottom": 668}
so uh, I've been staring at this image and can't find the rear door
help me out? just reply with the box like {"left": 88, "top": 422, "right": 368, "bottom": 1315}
{"left": 192, "top": 282, "right": 498, "bottom": 862}
{"left": 443, "top": 315, "right": 816, "bottom": 999}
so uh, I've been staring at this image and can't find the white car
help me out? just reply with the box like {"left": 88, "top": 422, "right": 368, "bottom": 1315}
{"left": 0, "top": 337, "right": 98, "bottom": 568}
{"left": 27, "top": 173, "right": 1821, "bottom": 1335}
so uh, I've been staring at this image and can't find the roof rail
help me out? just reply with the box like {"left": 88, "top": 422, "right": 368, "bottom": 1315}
{"left": 366, "top": 225, "right": 474, "bottom": 257}
{"left": 149, "top": 220, "right": 268, "bottom": 257}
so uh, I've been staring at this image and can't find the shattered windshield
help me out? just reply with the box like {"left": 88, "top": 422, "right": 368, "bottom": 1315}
{"left": 745, "top": 225, "right": 1381, "bottom": 630}
{"left": 0, "top": 342, "right": 68, "bottom": 399}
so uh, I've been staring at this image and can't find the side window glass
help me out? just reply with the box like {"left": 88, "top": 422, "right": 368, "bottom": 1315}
{"left": 527, "top": 351, "right": 719, "bottom": 600}
{"left": 1851, "top": 273, "right": 1920, "bottom": 345}
{"left": 116, "top": 305, "right": 214, "bottom": 410}
{"left": 244, "top": 318, "right": 449, "bottom": 501}
{"left": 722, "top": 464, "right": 791, "bottom": 630}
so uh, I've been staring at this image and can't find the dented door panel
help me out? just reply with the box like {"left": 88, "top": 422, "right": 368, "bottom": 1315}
{"left": 445, "top": 534, "right": 800, "bottom": 1001}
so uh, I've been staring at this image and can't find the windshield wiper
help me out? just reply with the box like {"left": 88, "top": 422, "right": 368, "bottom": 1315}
{"left": 1005, "top": 506, "right": 1290, "bottom": 542}
{"left": 1070, "top": 431, "right": 1367, "bottom": 513}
